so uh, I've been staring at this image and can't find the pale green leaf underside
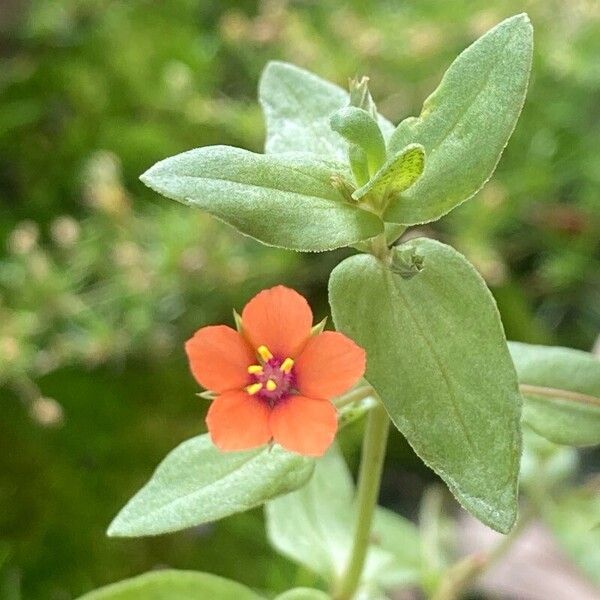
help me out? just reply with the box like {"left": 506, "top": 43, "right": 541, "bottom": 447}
{"left": 265, "top": 445, "right": 420, "bottom": 588}
{"left": 108, "top": 434, "right": 314, "bottom": 537}
{"left": 140, "top": 146, "right": 383, "bottom": 252}
{"left": 329, "top": 239, "right": 522, "bottom": 533}
{"left": 76, "top": 570, "right": 263, "bottom": 600}
{"left": 385, "top": 14, "right": 533, "bottom": 225}
{"left": 260, "top": 61, "right": 394, "bottom": 162}
{"left": 353, "top": 144, "right": 425, "bottom": 202}
{"left": 509, "top": 342, "right": 600, "bottom": 447}
{"left": 266, "top": 445, "right": 355, "bottom": 583}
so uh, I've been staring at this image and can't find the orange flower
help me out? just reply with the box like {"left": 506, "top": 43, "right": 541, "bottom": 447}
{"left": 185, "top": 286, "right": 366, "bottom": 456}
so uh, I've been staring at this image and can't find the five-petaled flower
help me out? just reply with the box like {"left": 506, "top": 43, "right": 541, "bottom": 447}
{"left": 185, "top": 285, "right": 366, "bottom": 456}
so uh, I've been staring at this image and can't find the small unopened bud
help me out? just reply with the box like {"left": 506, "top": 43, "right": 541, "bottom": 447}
{"left": 390, "top": 247, "right": 425, "bottom": 279}
{"left": 330, "top": 174, "right": 356, "bottom": 203}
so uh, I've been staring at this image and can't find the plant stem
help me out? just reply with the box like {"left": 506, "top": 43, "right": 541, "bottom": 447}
{"left": 334, "top": 385, "right": 374, "bottom": 409}
{"left": 430, "top": 506, "right": 534, "bottom": 600}
{"left": 333, "top": 402, "right": 390, "bottom": 600}
{"left": 369, "top": 233, "right": 390, "bottom": 262}
{"left": 419, "top": 485, "right": 447, "bottom": 595}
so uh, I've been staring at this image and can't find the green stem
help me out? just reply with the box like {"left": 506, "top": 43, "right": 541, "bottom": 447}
{"left": 430, "top": 506, "right": 534, "bottom": 600}
{"left": 334, "top": 385, "right": 374, "bottom": 409}
{"left": 333, "top": 402, "right": 390, "bottom": 600}
{"left": 368, "top": 233, "right": 391, "bottom": 262}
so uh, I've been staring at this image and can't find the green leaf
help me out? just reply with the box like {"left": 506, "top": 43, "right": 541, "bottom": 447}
{"left": 385, "top": 14, "right": 533, "bottom": 225}
{"left": 265, "top": 444, "right": 355, "bottom": 583}
{"left": 265, "top": 444, "right": 420, "bottom": 588}
{"left": 275, "top": 590, "right": 331, "bottom": 600}
{"left": 329, "top": 238, "right": 522, "bottom": 533}
{"left": 520, "top": 426, "right": 578, "bottom": 491}
{"left": 353, "top": 144, "right": 425, "bottom": 204}
{"left": 259, "top": 61, "right": 394, "bottom": 162}
{"left": 76, "top": 570, "right": 264, "bottom": 599}
{"left": 509, "top": 342, "right": 600, "bottom": 447}
{"left": 371, "top": 508, "right": 422, "bottom": 588}
{"left": 141, "top": 146, "right": 383, "bottom": 252}
{"left": 108, "top": 434, "right": 314, "bottom": 537}
{"left": 544, "top": 489, "right": 600, "bottom": 586}
{"left": 329, "top": 107, "right": 386, "bottom": 176}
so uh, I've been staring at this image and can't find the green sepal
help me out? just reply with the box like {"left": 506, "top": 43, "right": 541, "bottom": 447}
{"left": 310, "top": 317, "right": 328, "bottom": 337}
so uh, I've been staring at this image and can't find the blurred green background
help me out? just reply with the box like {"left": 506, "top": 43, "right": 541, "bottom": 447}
{"left": 1, "top": 0, "right": 599, "bottom": 598}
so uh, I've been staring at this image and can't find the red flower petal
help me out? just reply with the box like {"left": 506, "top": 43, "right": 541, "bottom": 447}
{"left": 206, "top": 390, "right": 271, "bottom": 451}
{"left": 241, "top": 285, "right": 313, "bottom": 359}
{"left": 185, "top": 325, "right": 254, "bottom": 392}
{"left": 270, "top": 395, "right": 337, "bottom": 456}
{"left": 295, "top": 331, "right": 366, "bottom": 399}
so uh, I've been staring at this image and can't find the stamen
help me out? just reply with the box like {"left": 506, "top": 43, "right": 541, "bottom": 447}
{"left": 257, "top": 345, "right": 273, "bottom": 361}
{"left": 280, "top": 358, "right": 294, "bottom": 374}
{"left": 265, "top": 379, "right": 277, "bottom": 391}
{"left": 247, "top": 364, "right": 263, "bottom": 375}
{"left": 246, "top": 382, "right": 263, "bottom": 395}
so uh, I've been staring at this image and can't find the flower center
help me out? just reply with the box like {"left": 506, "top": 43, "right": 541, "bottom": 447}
{"left": 246, "top": 345, "right": 296, "bottom": 405}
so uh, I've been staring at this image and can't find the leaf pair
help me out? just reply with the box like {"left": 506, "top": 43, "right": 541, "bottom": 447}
{"left": 141, "top": 14, "right": 533, "bottom": 251}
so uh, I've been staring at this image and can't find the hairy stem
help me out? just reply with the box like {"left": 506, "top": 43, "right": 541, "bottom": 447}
{"left": 333, "top": 402, "right": 390, "bottom": 600}
{"left": 369, "top": 233, "right": 391, "bottom": 262}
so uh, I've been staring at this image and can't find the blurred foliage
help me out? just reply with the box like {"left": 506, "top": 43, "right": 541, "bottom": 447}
{"left": 0, "top": 0, "right": 599, "bottom": 598}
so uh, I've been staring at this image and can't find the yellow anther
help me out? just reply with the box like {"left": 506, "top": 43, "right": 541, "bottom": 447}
{"left": 280, "top": 358, "right": 295, "bottom": 374}
{"left": 265, "top": 379, "right": 277, "bottom": 392}
{"left": 246, "top": 382, "right": 263, "bottom": 395}
{"left": 247, "top": 364, "right": 263, "bottom": 375}
{"left": 257, "top": 345, "right": 273, "bottom": 361}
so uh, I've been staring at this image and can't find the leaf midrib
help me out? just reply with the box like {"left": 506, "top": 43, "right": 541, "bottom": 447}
{"left": 124, "top": 449, "right": 272, "bottom": 527}
{"left": 520, "top": 384, "right": 600, "bottom": 408}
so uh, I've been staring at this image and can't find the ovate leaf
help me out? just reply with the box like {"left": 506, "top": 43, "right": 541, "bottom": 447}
{"left": 77, "top": 570, "right": 264, "bottom": 599}
{"left": 509, "top": 342, "right": 600, "bottom": 447}
{"left": 385, "top": 14, "right": 533, "bottom": 225}
{"left": 108, "top": 434, "right": 314, "bottom": 537}
{"left": 329, "top": 238, "right": 522, "bottom": 533}
{"left": 259, "top": 61, "right": 394, "bottom": 161}
{"left": 141, "top": 146, "right": 383, "bottom": 252}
